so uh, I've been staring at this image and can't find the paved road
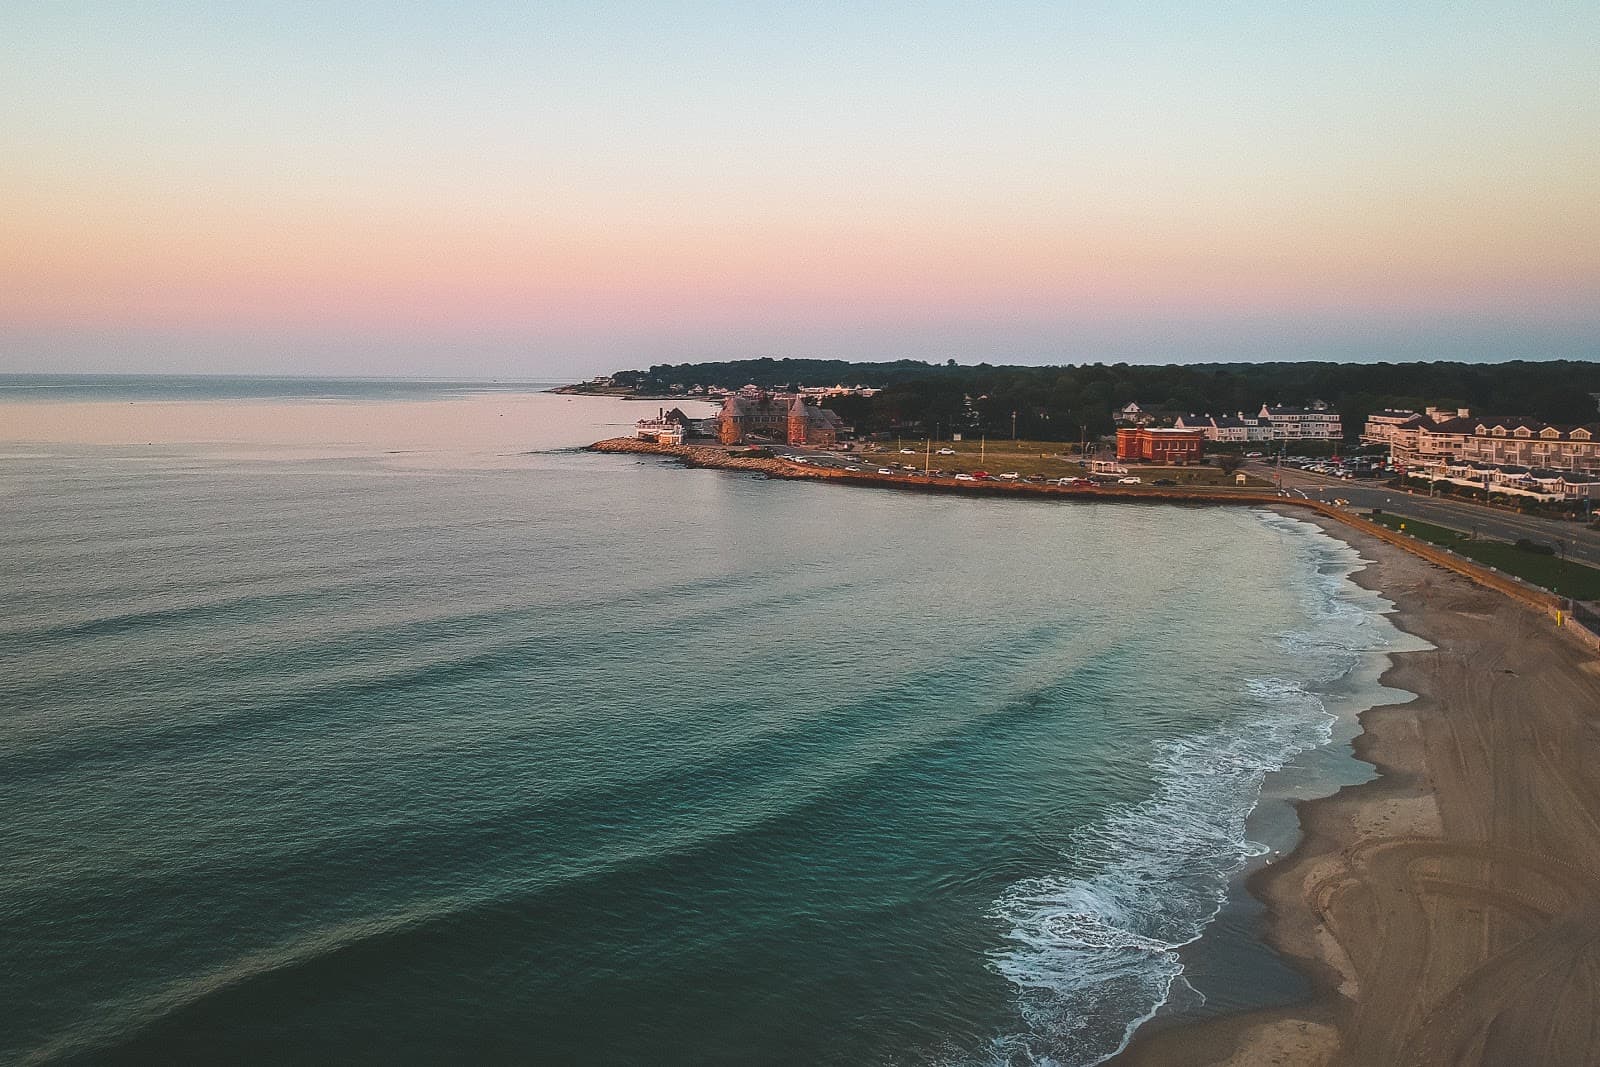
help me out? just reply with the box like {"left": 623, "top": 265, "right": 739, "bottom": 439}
{"left": 1250, "top": 462, "right": 1600, "bottom": 568}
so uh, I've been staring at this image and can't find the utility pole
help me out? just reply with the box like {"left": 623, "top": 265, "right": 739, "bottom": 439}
{"left": 1011, "top": 410, "right": 1018, "bottom": 442}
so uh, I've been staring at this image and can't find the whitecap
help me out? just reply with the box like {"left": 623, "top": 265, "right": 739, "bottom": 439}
{"left": 984, "top": 512, "right": 1387, "bottom": 1066}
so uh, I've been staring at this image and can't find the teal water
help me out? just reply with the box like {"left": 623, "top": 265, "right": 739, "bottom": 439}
{"left": 0, "top": 382, "right": 1399, "bottom": 1065}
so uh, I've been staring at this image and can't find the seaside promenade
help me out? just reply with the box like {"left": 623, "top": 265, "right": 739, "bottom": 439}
{"left": 1253, "top": 460, "right": 1600, "bottom": 569}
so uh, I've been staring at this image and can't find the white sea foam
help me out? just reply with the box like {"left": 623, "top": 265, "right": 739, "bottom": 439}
{"left": 985, "top": 513, "right": 1389, "bottom": 1067}
{"left": 988, "top": 682, "right": 1333, "bottom": 1065}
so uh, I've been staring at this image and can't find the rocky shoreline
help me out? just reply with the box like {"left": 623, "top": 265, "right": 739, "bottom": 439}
{"left": 586, "top": 436, "right": 1280, "bottom": 504}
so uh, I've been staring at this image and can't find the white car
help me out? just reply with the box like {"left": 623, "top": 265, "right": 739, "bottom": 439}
{"left": 877, "top": 468, "right": 894, "bottom": 475}
{"left": 937, "top": 448, "right": 956, "bottom": 455}
{"left": 998, "top": 472, "right": 1020, "bottom": 480}
{"left": 791, "top": 457, "right": 809, "bottom": 464}
{"left": 900, "top": 449, "right": 916, "bottom": 454}
{"left": 1118, "top": 476, "right": 1141, "bottom": 485}
{"left": 845, "top": 466, "right": 861, "bottom": 472}
{"left": 954, "top": 473, "right": 976, "bottom": 481}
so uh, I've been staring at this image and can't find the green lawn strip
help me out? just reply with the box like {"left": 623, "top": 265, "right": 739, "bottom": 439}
{"left": 1365, "top": 512, "right": 1600, "bottom": 600}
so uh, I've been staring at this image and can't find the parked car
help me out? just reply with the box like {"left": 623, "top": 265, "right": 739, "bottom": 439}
{"left": 900, "top": 449, "right": 916, "bottom": 454}
{"left": 877, "top": 468, "right": 894, "bottom": 474}
{"left": 1118, "top": 476, "right": 1142, "bottom": 485}
{"left": 955, "top": 473, "right": 976, "bottom": 481}
{"left": 937, "top": 448, "right": 956, "bottom": 455}
{"left": 998, "top": 472, "right": 1020, "bottom": 480}
{"left": 1245, "top": 451, "right": 1264, "bottom": 458}
{"left": 1152, "top": 478, "right": 1175, "bottom": 486}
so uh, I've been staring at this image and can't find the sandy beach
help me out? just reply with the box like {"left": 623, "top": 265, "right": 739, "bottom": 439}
{"left": 1122, "top": 515, "right": 1600, "bottom": 1066}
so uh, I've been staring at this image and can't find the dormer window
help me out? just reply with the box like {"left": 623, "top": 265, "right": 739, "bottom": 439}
{"left": 1574, "top": 428, "right": 1593, "bottom": 441}
{"left": 1492, "top": 427, "right": 1508, "bottom": 437}
{"left": 1541, "top": 427, "right": 1561, "bottom": 439}
{"left": 1514, "top": 427, "right": 1532, "bottom": 437}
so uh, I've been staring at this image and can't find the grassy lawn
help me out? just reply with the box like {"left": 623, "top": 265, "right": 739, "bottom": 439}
{"left": 857, "top": 439, "right": 1087, "bottom": 479}
{"left": 1134, "top": 466, "right": 1273, "bottom": 487}
{"left": 1366, "top": 512, "right": 1600, "bottom": 600}
{"left": 855, "top": 439, "right": 1271, "bottom": 485}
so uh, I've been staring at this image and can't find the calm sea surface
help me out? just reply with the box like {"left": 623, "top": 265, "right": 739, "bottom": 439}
{"left": 1, "top": 378, "right": 1401, "bottom": 1065}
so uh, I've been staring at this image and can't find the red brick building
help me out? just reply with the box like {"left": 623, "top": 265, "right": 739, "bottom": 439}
{"left": 1116, "top": 427, "right": 1205, "bottom": 464}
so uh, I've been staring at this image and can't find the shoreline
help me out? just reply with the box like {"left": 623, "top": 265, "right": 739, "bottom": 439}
{"left": 587, "top": 436, "right": 1288, "bottom": 505}
{"left": 588, "top": 436, "right": 1590, "bottom": 634}
{"left": 1118, "top": 513, "right": 1600, "bottom": 1066}
{"left": 593, "top": 433, "right": 1600, "bottom": 1065}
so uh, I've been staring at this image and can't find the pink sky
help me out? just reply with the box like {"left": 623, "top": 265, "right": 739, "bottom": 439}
{"left": 4, "top": 3, "right": 1597, "bottom": 373}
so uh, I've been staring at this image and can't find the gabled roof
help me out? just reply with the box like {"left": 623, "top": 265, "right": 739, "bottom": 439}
{"left": 807, "top": 406, "right": 845, "bottom": 428}
{"left": 1425, "top": 416, "right": 1600, "bottom": 441}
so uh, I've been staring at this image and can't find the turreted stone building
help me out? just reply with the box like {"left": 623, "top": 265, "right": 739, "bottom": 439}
{"left": 715, "top": 388, "right": 846, "bottom": 447}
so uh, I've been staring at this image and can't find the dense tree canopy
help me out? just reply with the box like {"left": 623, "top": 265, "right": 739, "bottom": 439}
{"left": 614, "top": 359, "right": 1600, "bottom": 442}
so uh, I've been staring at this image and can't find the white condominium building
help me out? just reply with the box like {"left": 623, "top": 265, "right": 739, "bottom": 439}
{"left": 1257, "top": 404, "right": 1343, "bottom": 441}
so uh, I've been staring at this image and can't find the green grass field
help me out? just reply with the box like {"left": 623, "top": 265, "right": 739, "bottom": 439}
{"left": 1366, "top": 512, "right": 1600, "bottom": 600}
{"left": 855, "top": 439, "right": 1270, "bottom": 485}
{"left": 857, "top": 439, "right": 1086, "bottom": 479}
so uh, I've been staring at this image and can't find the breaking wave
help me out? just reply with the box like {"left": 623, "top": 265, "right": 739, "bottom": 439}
{"left": 986, "top": 513, "right": 1384, "bottom": 1066}
{"left": 988, "top": 681, "right": 1333, "bottom": 1065}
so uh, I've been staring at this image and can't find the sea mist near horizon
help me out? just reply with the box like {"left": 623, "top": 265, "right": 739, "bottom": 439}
{"left": 1, "top": 379, "right": 1402, "bottom": 1065}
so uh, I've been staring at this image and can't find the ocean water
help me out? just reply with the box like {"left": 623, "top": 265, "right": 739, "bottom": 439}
{"left": 0, "top": 380, "right": 1403, "bottom": 1065}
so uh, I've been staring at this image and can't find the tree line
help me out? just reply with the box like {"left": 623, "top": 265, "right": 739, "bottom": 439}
{"left": 613, "top": 359, "right": 1600, "bottom": 442}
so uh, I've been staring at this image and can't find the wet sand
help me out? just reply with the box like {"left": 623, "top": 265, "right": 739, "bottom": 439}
{"left": 1121, "top": 515, "right": 1600, "bottom": 1066}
